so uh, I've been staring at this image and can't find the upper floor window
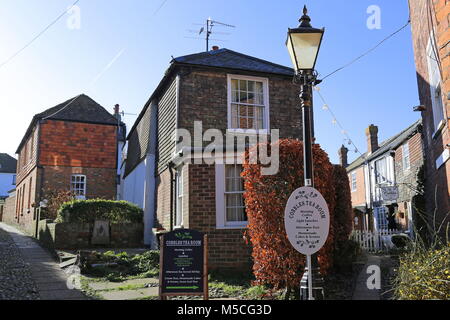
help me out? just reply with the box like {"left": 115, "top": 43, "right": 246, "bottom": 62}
{"left": 375, "top": 158, "right": 387, "bottom": 184}
{"left": 402, "top": 142, "right": 410, "bottom": 171}
{"left": 426, "top": 37, "right": 445, "bottom": 134}
{"left": 351, "top": 172, "right": 357, "bottom": 192}
{"left": 227, "top": 75, "right": 269, "bottom": 131}
{"left": 71, "top": 175, "right": 86, "bottom": 200}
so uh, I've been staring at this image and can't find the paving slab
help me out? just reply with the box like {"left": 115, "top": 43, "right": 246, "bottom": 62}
{"left": 88, "top": 278, "right": 159, "bottom": 291}
{"left": 99, "top": 287, "right": 159, "bottom": 300}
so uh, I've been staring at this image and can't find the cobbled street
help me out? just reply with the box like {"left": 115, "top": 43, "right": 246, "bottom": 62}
{"left": 0, "top": 227, "right": 40, "bottom": 300}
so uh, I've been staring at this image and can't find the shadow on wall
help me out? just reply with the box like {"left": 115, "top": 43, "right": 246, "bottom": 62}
{"left": 415, "top": 72, "right": 449, "bottom": 238}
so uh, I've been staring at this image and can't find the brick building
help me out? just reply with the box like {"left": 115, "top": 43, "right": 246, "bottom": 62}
{"left": 5, "top": 94, "right": 119, "bottom": 234}
{"left": 122, "top": 48, "right": 302, "bottom": 270}
{"left": 409, "top": 0, "right": 449, "bottom": 236}
{"left": 345, "top": 120, "right": 424, "bottom": 234}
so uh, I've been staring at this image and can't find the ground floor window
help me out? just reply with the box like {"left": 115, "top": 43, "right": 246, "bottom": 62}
{"left": 225, "top": 164, "right": 246, "bottom": 223}
{"left": 215, "top": 164, "right": 248, "bottom": 229}
{"left": 71, "top": 175, "right": 86, "bottom": 200}
{"left": 375, "top": 206, "right": 389, "bottom": 230}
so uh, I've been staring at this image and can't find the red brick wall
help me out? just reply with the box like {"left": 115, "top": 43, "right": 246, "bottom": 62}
{"left": 409, "top": 0, "right": 449, "bottom": 230}
{"left": 39, "top": 120, "right": 117, "bottom": 169}
{"left": 349, "top": 166, "right": 366, "bottom": 207}
{"left": 188, "top": 164, "right": 252, "bottom": 271}
{"left": 41, "top": 166, "right": 116, "bottom": 200}
{"left": 16, "top": 125, "right": 39, "bottom": 185}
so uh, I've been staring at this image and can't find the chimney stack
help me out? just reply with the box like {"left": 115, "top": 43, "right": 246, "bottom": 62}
{"left": 212, "top": 46, "right": 219, "bottom": 51}
{"left": 338, "top": 145, "right": 349, "bottom": 168}
{"left": 365, "top": 124, "right": 379, "bottom": 154}
{"left": 114, "top": 104, "right": 121, "bottom": 122}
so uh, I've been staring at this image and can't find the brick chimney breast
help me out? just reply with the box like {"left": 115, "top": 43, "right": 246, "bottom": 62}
{"left": 338, "top": 145, "right": 349, "bottom": 167}
{"left": 365, "top": 124, "right": 379, "bottom": 154}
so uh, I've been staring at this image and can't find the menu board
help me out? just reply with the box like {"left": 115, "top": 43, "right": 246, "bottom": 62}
{"left": 160, "top": 229, "right": 206, "bottom": 296}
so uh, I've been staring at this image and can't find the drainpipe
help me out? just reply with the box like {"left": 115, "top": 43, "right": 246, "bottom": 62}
{"left": 168, "top": 162, "right": 176, "bottom": 232}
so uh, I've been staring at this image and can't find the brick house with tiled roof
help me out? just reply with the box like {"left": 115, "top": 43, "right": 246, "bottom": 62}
{"left": 122, "top": 48, "right": 302, "bottom": 270}
{"left": 345, "top": 120, "right": 424, "bottom": 234}
{"left": 7, "top": 94, "right": 119, "bottom": 234}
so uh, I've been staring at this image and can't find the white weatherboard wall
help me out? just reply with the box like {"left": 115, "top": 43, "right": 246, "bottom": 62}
{"left": 0, "top": 173, "right": 15, "bottom": 197}
{"left": 123, "top": 155, "right": 156, "bottom": 247}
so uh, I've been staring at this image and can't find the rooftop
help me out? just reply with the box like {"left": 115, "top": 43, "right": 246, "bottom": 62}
{"left": 0, "top": 153, "right": 17, "bottom": 174}
{"left": 347, "top": 119, "right": 422, "bottom": 172}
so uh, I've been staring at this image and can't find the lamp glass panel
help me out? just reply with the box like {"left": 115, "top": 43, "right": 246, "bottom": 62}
{"left": 287, "top": 32, "right": 322, "bottom": 70}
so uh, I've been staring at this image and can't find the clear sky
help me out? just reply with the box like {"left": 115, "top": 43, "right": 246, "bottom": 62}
{"left": 0, "top": 0, "right": 420, "bottom": 164}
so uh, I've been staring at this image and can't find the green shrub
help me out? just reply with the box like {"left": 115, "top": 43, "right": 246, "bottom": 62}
{"left": 393, "top": 245, "right": 449, "bottom": 300}
{"left": 81, "top": 250, "right": 160, "bottom": 281}
{"left": 55, "top": 199, "right": 143, "bottom": 224}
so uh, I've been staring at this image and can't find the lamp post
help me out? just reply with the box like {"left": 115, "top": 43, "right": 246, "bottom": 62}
{"left": 286, "top": 5, "right": 325, "bottom": 300}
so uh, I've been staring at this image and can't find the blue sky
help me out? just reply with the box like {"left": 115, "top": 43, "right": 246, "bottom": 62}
{"left": 0, "top": 0, "right": 419, "bottom": 164}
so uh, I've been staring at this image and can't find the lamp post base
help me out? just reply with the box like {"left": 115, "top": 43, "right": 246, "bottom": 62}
{"left": 300, "top": 267, "right": 325, "bottom": 300}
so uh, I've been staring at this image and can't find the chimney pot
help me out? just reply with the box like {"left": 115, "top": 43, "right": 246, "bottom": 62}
{"left": 212, "top": 46, "right": 219, "bottom": 51}
{"left": 114, "top": 104, "right": 120, "bottom": 115}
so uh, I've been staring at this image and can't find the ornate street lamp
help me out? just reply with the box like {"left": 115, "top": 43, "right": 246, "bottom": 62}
{"left": 286, "top": 6, "right": 324, "bottom": 71}
{"left": 286, "top": 5, "right": 325, "bottom": 300}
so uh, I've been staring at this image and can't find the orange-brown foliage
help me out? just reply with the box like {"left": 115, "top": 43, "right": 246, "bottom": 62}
{"left": 242, "top": 139, "right": 336, "bottom": 289}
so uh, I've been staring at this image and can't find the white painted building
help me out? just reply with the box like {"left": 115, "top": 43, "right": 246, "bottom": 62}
{"left": 119, "top": 102, "right": 158, "bottom": 247}
{"left": 0, "top": 153, "right": 17, "bottom": 198}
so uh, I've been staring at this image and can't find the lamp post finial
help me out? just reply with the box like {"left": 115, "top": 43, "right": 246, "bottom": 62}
{"left": 299, "top": 5, "right": 312, "bottom": 28}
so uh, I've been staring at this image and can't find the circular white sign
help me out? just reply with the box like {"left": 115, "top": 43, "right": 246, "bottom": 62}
{"left": 284, "top": 186, "right": 330, "bottom": 255}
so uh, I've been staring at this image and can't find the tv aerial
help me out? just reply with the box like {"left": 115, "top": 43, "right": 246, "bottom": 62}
{"left": 187, "top": 17, "right": 236, "bottom": 52}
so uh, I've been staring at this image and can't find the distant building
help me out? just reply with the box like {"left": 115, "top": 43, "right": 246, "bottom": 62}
{"left": 4, "top": 94, "right": 119, "bottom": 234}
{"left": 409, "top": 0, "right": 449, "bottom": 236}
{"left": 0, "top": 153, "right": 17, "bottom": 197}
{"left": 345, "top": 120, "right": 424, "bottom": 234}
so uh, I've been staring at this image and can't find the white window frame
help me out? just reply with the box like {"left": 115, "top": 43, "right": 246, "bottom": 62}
{"left": 375, "top": 207, "right": 389, "bottom": 231}
{"left": 375, "top": 158, "right": 387, "bottom": 185}
{"left": 402, "top": 142, "right": 410, "bottom": 171}
{"left": 175, "top": 166, "right": 184, "bottom": 228}
{"left": 70, "top": 175, "right": 86, "bottom": 200}
{"left": 227, "top": 74, "right": 270, "bottom": 134}
{"left": 426, "top": 37, "right": 445, "bottom": 137}
{"left": 351, "top": 172, "right": 357, "bottom": 192}
{"left": 215, "top": 164, "right": 248, "bottom": 229}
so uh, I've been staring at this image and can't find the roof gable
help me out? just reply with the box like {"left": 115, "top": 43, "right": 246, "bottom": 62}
{"left": 36, "top": 94, "right": 117, "bottom": 125}
{"left": 173, "top": 48, "right": 294, "bottom": 76}
{"left": 16, "top": 94, "right": 117, "bottom": 153}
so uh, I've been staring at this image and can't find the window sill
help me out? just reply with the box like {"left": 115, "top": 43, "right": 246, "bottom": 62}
{"left": 226, "top": 129, "right": 269, "bottom": 135}
{"left": 216, "top": 223, "right": 248, "bottom": 230}
{"left": 432, "top": 120, "right": 446, "bottom": 139}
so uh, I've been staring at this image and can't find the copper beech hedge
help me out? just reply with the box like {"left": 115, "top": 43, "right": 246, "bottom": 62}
{"left": 242, "top": 139, "right": 353, "bottom": 290}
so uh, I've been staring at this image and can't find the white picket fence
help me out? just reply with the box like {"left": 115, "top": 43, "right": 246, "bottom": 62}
{"left": 351, "top": 229, "right": 401, "bottom": 252}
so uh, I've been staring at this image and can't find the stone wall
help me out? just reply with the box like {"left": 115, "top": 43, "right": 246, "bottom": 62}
{"left": 37, "top": 220, "right": 144, "bottom": 249}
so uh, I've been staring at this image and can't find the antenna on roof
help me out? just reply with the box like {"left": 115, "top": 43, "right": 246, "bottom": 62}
{"left": 191, "top": 18, "right": 236, "bottom": 52}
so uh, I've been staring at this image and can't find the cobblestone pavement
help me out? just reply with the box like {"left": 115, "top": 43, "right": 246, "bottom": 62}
{"left": 0, "top": 227, "right": 40, "bottom": 300}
